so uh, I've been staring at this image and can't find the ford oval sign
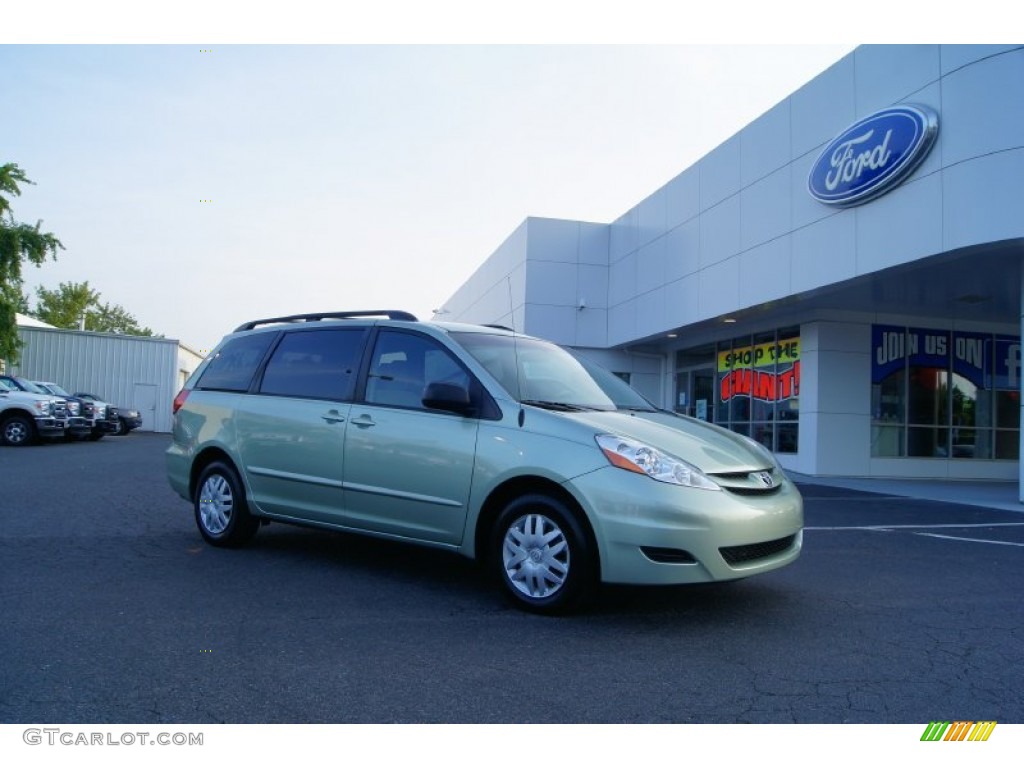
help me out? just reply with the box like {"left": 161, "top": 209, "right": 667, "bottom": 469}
{"left": 808, "top": 105, "right": 938, "bottom": 207}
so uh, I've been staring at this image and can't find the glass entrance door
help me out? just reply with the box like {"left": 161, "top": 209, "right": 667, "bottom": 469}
{"left": 675, "top": 368, "right": 715, "bottom": 422}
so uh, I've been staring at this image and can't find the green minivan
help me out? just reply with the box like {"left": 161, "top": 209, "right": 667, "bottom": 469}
{"left": 167, "top": 311, "right": 802, "bottom": 613}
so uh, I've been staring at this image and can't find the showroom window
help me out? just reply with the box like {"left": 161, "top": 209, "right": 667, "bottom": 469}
{"left": 871, "top": 326, "right": 1020, "bottom": 459}
{"left": 712, "top": 327, "right": 800, "bottom": 454}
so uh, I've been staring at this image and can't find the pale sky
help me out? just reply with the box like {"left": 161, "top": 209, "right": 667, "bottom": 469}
{"left": 4, "top": 42, "right": 862, "bottom": 351}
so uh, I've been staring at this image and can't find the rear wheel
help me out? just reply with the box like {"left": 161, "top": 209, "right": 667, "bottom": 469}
{"left": 492, "top": 494, "right": 596, "bottom": 614}
{"left": 1, "top": 415, "right": 37, "bottom": 447}
{"left": 194, "top": 461, "right": 259, "bottom": 547}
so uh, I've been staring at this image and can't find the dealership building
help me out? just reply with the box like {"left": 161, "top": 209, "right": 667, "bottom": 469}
{"left": 435, "top": 45, "right": 1024, "bottom": 494}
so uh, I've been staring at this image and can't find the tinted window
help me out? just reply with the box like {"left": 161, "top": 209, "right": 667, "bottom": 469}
{"left": 365, "top": 331, "right": 469, "bottom": 410}
{"left": 197, "top": 333, "right": 276, "bottom": 392}
{"left": 259, "top": 329, "right": 365, "bottom": 401}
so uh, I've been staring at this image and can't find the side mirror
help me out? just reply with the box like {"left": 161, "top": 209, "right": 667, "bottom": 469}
{"left": 422, "top": 381, "right": 474, "bottom": 415}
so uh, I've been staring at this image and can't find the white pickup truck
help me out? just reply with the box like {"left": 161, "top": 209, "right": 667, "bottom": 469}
{"left": 0, "top": 377, "right": 69, "bottom": 446}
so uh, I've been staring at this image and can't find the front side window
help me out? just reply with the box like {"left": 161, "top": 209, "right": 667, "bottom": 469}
{"left": 259, "top": 328, "right": 366, "bottom": 401}
{"left": 365, "top": 331, "right": 470, "bottom": 410}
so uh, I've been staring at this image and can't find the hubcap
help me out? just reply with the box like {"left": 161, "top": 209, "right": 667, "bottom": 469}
{"left": 502, "top": 513, "right": 570, "bottom": 599}
{"left": 4, "top": 421, "right": 28, "bottom": 444}
{"left": 198, "top": 474, "right": 233, "bottom": 534}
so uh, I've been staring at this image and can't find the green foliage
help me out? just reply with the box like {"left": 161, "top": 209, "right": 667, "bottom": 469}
{"left": 34, "top": 280, "right": 157, "bottom": 337}
{"left": 0, "top": 162, "right": 65, "bottom": 364}
{"left": 89, "top": 299, "right": 158, "bottom": 337}
{"left": 34, "top": 281, "right": 99, "bottom": 329}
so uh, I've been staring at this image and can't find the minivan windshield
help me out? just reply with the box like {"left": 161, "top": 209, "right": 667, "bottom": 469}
{"left": 570, "top": 354, "right": 657, "bottom": 412}
{"left": 452, "top": 332, "right": 653, "bottom": 413}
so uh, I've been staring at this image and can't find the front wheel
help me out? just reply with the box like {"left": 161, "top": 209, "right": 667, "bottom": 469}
{"left": 492, "top": 494, "right": 596, "bottom": 614}
{"left": 194, "top": 461, "right": 259, "bottom": 547}
{"left": 1, "top": 415, "right": 37, "bottom": 447}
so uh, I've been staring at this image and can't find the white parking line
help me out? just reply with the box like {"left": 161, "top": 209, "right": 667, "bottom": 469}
{"left": 805, "top": 522, "right": 1024, "bottom": 531}
{"left": 805, "top": 522, "right": 1024, "bottom": 547}
{"left": 913, "top": 532, "right": 1024, "bottom": 547}
{"left": 800, "top": 496, "right": 907, "bottom": 501}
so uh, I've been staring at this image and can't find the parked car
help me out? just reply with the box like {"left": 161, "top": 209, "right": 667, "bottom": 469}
{"left": 167, "top": 310, "right": 803, "bottom": 613}
{"left": 33, "top": 381, "right": 98, "bottom": 440}
{"left": 73, "top": 393, "right": 138, "bottom": 436}
{"left": 62, "top": 391, "right": 119, "bottom": 438}
{"left": 0, "top": 376, "right": 69, "bottom": 446}
{"left": 114, "top": 406, "right": 141, "bottom": 435}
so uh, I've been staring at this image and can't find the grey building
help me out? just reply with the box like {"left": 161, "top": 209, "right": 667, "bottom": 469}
{"left": 12, "top": 318, "right": 203, "bottom": 433}
{"left": 435, "top": 45, "right": 1024, "bottom": 495}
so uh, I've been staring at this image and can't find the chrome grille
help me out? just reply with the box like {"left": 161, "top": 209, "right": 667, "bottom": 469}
{"left": 708, "top": 467, "right": 783, "bottom": 496}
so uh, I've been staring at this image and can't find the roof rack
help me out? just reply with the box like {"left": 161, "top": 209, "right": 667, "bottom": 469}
{"left": 234, "top": 310, "right": 418, "bottom": 332}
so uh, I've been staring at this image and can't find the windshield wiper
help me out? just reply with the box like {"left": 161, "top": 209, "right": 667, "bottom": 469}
{"left": 520, "top": 399, "right": 591, "bottom": 412}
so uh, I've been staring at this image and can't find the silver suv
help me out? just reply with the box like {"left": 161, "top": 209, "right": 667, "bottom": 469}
{"left": 167, "top": 311, "right": 802, "bottom": 613}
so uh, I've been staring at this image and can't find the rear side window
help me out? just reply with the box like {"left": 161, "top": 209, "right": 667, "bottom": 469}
{"left": 259, "top": 329, "right": 366, "bottom": 401}
{"left": 196, "top": 333, "right": 276, "bottom": 392}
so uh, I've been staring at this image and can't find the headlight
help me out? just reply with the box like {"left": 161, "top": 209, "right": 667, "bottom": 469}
{"left": 68, "top": 401, "right": 80, "bottom": 415}
{"left": 596, "top": 434, "right": 720, "bottom": 490}
{"left": 34, "top": 400, "right": 52, "bottom": 415}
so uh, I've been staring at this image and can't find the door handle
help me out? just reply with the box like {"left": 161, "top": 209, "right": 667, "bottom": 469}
{"left": 321, "top": 410, "right": 346, "bottom": 424}
{"left": 350, "top": 414, "right": 376, "bottom": 428}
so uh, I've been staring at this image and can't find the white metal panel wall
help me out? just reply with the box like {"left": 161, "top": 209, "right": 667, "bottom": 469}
{"left": 13, "top": 328, "right": 181, "bottom": 432}
{"left": 601, "top": 45, "right": 1024, "bottom": 347}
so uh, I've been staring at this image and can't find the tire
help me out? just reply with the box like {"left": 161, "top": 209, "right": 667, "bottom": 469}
{"left": 115, "top": 418, "right": 129, "bottom": 436}
{"left": 194, "top": 460, "right": 259, "bottom": 547}
{"left": 492, "top": 493, "right": 596, "bottom": 614}
{"left": 1, "top": 415, "right": 37, "bottom": 447}
{"left": 89, "top": 430, "right": 105, "bottom": 441}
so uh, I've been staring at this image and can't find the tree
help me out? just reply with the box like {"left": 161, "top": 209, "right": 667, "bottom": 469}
{"left": 34, "top": 280, "right": 157, "bottom": 336}
{"left": 33, "top": 281, "right": 99, "bottom": 329}
{"left": 0, "top": 162, "right": 65, "bottom": 364}
{"left": 89, "top": 299, "right": 158, "bottom": 337}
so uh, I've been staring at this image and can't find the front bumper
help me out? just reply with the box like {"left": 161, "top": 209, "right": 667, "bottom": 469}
{"left": 66, "top": 417, "right": 95, "bottom": 437}
{"left": 35, "top": 417, "right": 67, "bottom": 438}
{"left": 97, "top": 418, "right": 120, "bottom": 433}
{"left": 567, "top": 465, "right": 803, "bottom": 585}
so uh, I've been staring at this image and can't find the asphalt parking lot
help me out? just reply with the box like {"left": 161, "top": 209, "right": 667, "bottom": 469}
{"left": 2, "top": 434, "right": 1022, "bottom": 723}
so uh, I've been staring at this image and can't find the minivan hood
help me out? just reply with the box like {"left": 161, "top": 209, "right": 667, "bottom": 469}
{"left": 560, "top": 409, "right": 771, "bottom": 474}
